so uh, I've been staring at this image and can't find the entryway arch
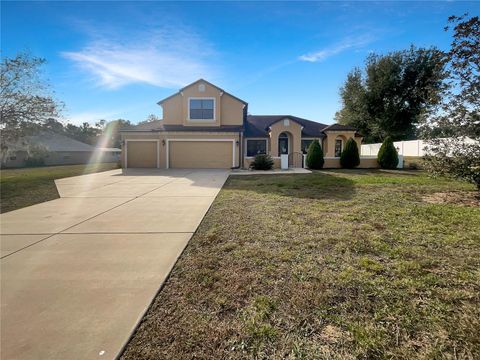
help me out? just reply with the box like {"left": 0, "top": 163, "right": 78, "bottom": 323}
{"left": 278, "top": 132, "right": 292, "bottom": 155}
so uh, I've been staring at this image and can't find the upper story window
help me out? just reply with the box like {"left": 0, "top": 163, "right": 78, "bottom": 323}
{"left": 189, "top": 98, "right": 215, "bottom": 121}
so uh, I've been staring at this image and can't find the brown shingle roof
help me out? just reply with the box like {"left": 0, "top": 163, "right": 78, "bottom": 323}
{"left": 120, "top": 121, "right": 243, "bottom": 133}
{"left": 322, "top": 123, "right": 357, "bottom": 131}
{"left": 245, "top": 115, "right": 329, "bottom": 137}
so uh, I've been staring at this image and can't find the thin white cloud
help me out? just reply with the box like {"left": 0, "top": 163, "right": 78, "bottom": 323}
{"left": 66, "top": 110, "right": 120, "bottom": 126}
{"left": 299, "top": 34, "right": 375, "bottom": 62}
{"left": 62, "top": 28, "right": 216, "bottom": 89}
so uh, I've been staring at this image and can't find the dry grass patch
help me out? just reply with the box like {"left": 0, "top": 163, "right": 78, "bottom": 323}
{"left": 422, "top": 191, "right": 479, "bottom": 207}
{"left": 122, "top": 170, "right": 480, "bottom": 359}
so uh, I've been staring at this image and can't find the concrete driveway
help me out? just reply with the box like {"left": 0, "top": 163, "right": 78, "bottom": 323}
{"left": 0, "top": 168, "right": 229, "bottom": 360}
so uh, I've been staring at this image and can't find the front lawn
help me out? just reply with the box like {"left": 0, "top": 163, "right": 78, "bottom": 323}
{"left": 0, "top": 163, "right": 119, "bottom": 213}
{"left": 122, "top": 170, "right": 479, "bottom": 359}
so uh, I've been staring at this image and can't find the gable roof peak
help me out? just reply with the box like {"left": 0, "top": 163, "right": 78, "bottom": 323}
{"left": 157, "top": 79, "right": 248, "bottom": 106}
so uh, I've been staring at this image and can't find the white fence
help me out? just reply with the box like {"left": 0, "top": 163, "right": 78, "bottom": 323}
{"left": 361, "top": 138, "right": 477, "bottom": 157}
{"left": 361, "top": 139, "right": 427, "bottom": 157}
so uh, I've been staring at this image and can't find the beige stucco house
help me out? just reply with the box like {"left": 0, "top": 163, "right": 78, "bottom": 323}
{"left": 120, "top": 79, "right": 376, "bottom": 169}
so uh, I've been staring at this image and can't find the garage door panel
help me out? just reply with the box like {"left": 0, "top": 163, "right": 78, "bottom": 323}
{"left": 169, "top": 141, "right": 232, "bottom": 169}
{"left": 127, "top": 141, "right": 157, "bottom": 168}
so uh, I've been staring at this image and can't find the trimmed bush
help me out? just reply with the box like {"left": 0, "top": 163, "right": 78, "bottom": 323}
{"left": 340, "top": 138, "right": 360, "bottom": 168}
{"left": 250, "top": 154, "right": 274, "bottom": 170}
{"left": 378, "top": 137, "right": 399, "bottom": 169}
{"left": 305, "top": 140, "right": 324, "bottom": 169}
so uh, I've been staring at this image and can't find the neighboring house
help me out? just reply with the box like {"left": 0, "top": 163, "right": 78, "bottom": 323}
{"left": 120, "top": 79, "right": 376, "bottom": 169}
{"left": 1, "top": 132, "right": 121, "bottom": 168}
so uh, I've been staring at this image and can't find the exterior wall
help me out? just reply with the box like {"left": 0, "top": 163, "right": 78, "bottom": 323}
{"left": 221, "top": 93, "right": 244, "bottom": 126}
{"left": 323, "top": 130, "right": 358, "bottom": 157}
{"left": 161, "top": 95, "right": 183, "bottom": 125}
{"left": 243, "top": 135, "right": 322, "bottom": 169}
{"left": 121, "top": 132, "right": 241, "bottom": 168}
{"left": 1, "top": 150, "right": 28, "bottom": 168}
{"left": 323, "top": 157, "right": 379, "bottom": 169}
{"left": 160, "top": 81, "right": 244, "bottom": 127}
{"left": 269, "top": 119, "right": 302, "bottom": 157}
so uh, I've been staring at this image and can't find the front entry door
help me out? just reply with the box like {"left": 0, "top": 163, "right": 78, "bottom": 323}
{"left": 278, "top": 134, "right": 289, "bottom": 155}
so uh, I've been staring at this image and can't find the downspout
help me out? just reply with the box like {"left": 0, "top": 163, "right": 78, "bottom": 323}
{"left": 240, "top": 131, "right": 244, "bottom": 169}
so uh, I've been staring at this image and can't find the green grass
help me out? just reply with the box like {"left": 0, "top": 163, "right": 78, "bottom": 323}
{"left": 0, "top": 163, "right": 119, "bottom": 213}
{"left": 121, "top": 170, "right": 479, "bottom": 359}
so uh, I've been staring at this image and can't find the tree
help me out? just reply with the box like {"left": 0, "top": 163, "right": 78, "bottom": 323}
{"left": 62, "top": 122, "right": 101, "bottom": 145}
{"left": 421, "top": 15, "right": 480, "bottom": 190}
{"left": 97, "top": 119, "right": 131, "bottom": 148}
{"left": 340, "top": 138, "right": 360, "bottom": 168}
{"left": 137, "top": 114, "right": 161, "bottom": 125}
{"left": 1, "top": 52, "right": 63, "bottom": 159}
{"left": 335, "top": 68, "right": 368, "bottom": 135}
{"left": 305, "top": 140, "right": 324, "bottom": 169}
{"left": 377, "top": 137, "right": 399, "bottom": 169}
{"left": 336, "top": 47, "right": 448, "bottom": 142}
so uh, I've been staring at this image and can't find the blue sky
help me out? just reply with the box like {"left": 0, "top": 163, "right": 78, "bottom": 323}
{"left": 2, "top": 1, "right": 478, "bottom": 126}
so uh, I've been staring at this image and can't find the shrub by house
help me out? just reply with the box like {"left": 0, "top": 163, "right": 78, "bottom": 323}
{"left": 250, "top": 154, "right": 274, "bottom": 170}
{"left": 378, "top": 137, "right": 399, "bottom": 169}
{"left": 305, "top": 140, "right": 324, "bottom": 169}
{"left": 340, "top": 138, "right": 360, "bottom": 168}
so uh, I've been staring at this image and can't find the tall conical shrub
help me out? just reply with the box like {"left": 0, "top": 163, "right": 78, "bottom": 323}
{"left": 340, "top": 138, "right": 360, "bottom": 168}
{"left": 305, "top": 140, "right": 324, "bottom": 169}
{"left": 378, "top": 137, "right": 399, "bottom": 169}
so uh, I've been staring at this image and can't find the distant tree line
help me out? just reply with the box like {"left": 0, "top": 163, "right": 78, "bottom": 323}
{"left": 42, "top": 117, "right": 132, "bottom": 148}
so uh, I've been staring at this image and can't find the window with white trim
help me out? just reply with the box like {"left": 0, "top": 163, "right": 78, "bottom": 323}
{"left": 189, "top": 98, "right": 214, "bottom": 120}
{"left": 335, "top": 139, "right": 343, "bottom": 157}
{"left": 246, "top": 139, "right": 267, "bottom": 157}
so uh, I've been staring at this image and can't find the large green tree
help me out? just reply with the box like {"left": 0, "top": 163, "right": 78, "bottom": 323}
{"left": 336, "top": 47, "right": 447, "bottom": 142}
{"left": 421, "top": 15, "right": 480, "bottom": 190}
{"left": 0, "top": 52, "right": 63, "bottom": 158}
{"left": 334, "top": 68, "right": 368, "bottom": 136}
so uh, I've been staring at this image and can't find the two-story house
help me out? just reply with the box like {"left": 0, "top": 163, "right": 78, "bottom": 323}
{"left": 120, "top": 79, "right": 368, "bottom": 169}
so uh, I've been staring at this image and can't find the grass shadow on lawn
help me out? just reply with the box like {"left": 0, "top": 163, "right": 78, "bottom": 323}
{"left": 121, "top": 169, "right": 480, "bottom": 360}
{"left": 226, "top": 172, "right": 356, "bottom": 201}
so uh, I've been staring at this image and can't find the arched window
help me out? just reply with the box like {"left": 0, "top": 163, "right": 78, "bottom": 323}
{"left": 335, "top": 138, "right": 343, "bottom": 157}
{"left": 278, "top": 132, "right": 289, "bottom": 155}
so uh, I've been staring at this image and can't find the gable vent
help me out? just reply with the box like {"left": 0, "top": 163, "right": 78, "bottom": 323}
{"left": 198, "top": 84, "right": 205, "bottom": 92}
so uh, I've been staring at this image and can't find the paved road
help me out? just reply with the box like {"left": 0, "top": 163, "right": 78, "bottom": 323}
{"left": 0, "top": 168, "right": 229, "bottom": 360}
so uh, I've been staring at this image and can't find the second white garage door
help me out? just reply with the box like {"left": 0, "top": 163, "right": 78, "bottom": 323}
{"left": 168, "top": 141, "right": 233, "bottom": 169}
